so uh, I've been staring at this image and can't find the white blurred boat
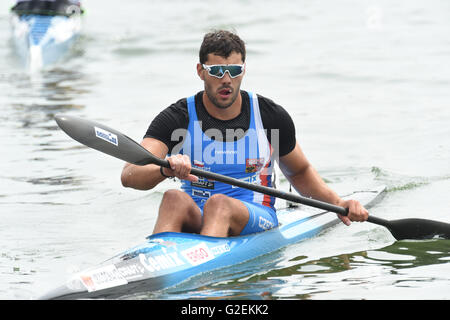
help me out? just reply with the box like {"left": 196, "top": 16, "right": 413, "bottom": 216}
{"left": 10, "top": 3, "right": 82, "bottom": 70}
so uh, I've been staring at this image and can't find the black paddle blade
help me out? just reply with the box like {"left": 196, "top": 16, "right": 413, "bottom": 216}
{"left": 55, "top": 114, "right": 164, "bottom": 166}
{"left": 389, "top": 218, "right": 450, "bottom": 240}
{"left": 369, "top": 216, "right": 450, "bottom": 240}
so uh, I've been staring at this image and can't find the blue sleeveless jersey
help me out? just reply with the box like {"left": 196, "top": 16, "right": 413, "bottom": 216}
{"left": 179, "top": 91, "right": 276, "bottom": 211}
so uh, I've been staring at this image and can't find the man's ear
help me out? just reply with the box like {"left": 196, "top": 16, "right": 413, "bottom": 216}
{"left": 196, "top": 63, "right": 204, "bottom": 80}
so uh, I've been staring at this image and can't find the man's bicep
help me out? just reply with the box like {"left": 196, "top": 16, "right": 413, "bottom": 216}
{"left": 144, "top": 100, "right": 189, "bottom": 153}
{"left": 141, "top": 137, "right": 169, "bottom": 160}
{"left": 278, "top": 143, "right": 311, "bottom": 178}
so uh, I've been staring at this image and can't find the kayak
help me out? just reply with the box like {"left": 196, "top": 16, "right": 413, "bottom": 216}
{"left": 40, "top": 186, "right": 385, "bottom": 299}
{"left": 10, "top": 13, "right": 82, "bottom": 70}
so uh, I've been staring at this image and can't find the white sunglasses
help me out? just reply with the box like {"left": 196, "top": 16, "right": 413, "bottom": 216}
{"left": 202, "top": 63, "right": 245, "bottom": 78}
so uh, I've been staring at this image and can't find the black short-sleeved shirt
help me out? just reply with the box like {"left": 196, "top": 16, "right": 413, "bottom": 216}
{"left": 145, "top": 90, "right": 296, "bottom": 157}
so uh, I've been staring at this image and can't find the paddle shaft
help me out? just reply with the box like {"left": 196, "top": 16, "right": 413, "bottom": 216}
{"left": 142, "top": 149, "right": 445, "bottom": 238}
{"left": 54, "top": 114, "right": 349, "bottom": 216}
{"left": 55, "top": 114, "right": 450, "bottom": 240}
{"left": 191, "top": 166, "right": 349, "bottom": 216}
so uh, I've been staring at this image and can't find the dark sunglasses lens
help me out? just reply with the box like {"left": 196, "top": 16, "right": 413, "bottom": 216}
{"left": 226, "top": 65, "right": 243, "bottom": 77}
{"left": 208, "top": 66, "right": 225, "bottom": 77}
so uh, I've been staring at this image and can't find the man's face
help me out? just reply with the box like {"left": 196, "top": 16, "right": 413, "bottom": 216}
{"left": 197, "top": 52, "right": 245, "bottom": 110}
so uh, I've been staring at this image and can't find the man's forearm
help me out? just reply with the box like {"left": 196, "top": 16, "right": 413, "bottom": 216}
{"left": 121, "top": 163, "right": 166, "bottom": 190}
{"left": 286, "top": 165, "right": 342, "bottom": 206}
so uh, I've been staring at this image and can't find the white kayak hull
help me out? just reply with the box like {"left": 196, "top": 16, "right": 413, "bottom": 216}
{"left": 10, "top": 13, "right": 81, "bottom": 70}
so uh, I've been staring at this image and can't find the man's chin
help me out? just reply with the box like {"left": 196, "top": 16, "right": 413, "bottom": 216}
{"left": 215, "top": 101, "right": 233, "bottom": 109}
{"left": 205, "top": 87, "right": 240, "bottom": 110}
{"left": 215, "top": 92, "right": 240, "bottom": 109}
{"left": 209, "top": 95, "right": 234, "bottom": 109}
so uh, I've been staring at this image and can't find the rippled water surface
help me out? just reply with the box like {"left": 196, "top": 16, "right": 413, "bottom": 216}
{"left": 0, "top": 0, "right": 449, "bottom": 299}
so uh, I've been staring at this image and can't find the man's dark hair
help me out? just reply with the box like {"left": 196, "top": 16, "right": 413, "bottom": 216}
{"left": 199, "top": 30, "right": 246, "bottom": 64}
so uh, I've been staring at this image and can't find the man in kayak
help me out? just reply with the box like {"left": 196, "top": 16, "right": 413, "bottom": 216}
{"left": 11, "top": 0, "right": 83, "bottom": 16}
{"left": 121, "top": 30, "right": 368, "bottom": 237}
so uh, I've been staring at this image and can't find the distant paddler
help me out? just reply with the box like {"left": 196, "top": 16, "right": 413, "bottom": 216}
{"left": 10, "top": 0, "right": 84, "bottom": 70}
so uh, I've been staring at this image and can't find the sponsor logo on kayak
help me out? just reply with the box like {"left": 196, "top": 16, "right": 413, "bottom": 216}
{"left": 210, "top": 243, "right": 231, "bottom": 256}
{"left": 95, "top": 126, "right": 118, "bottom": 146}
{"left": 79, "top": 264, "right": 128, "bottom": 292}
{"left": 181, "top": 243, "right": 214, "bottom": 266}
{"left": 116, "top": 263, "right": 146, "bottom": 280}
{"left": 139, "top": 252, "right": 185, "bottom": 273}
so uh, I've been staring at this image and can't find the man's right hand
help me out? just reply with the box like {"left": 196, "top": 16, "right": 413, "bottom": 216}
{"left": 162, "top": 154, "right": 199, "bottom": 182}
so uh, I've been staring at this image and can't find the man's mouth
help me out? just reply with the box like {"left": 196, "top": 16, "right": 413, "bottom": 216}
{"left": 218, "top": 87, "right": 233, "bottom": 99}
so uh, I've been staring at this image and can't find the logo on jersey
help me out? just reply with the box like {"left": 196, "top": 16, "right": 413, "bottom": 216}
{"left": 245, "top": 158, "right": 265, "bottom": 173}
{"left": 191, "top": 180, "right": 215, "bottom": 189}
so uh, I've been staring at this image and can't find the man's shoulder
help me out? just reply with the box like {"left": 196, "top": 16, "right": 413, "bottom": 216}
{"left": 254, "top": 93, "right": 291, "bottom": 121}
{"left": 255, "top": 93, "right": 286, "bottom": 112}
{"left": 155, "top": 97, "right": 189, "bottom": 124}
{"left": 166, "top": 97, "right": 188, "bottom": 112}
{"left": 162, "top": 91, "right": 202, "bottom": 113}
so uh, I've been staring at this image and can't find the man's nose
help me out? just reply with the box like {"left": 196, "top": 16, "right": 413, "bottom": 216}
{"left": 220, "top": 70, "right": 232, "bottom": 82}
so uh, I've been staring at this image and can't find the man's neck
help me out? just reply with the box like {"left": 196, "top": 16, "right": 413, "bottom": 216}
{"left": 202, "top": 91, "right": 242, "bottom": 121}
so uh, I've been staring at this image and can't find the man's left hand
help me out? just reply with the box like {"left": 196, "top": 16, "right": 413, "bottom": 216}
{"left": 337, "top": 199, "right": 369, "bottom": 226}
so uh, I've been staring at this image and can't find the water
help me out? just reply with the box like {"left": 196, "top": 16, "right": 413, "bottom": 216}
{"left": 1, "top": 0, "right": 449, "bottom": 300}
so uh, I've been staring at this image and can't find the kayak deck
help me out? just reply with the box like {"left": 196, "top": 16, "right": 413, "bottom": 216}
{"left": 41, "top": 186, "right": 385, "bottom": 299}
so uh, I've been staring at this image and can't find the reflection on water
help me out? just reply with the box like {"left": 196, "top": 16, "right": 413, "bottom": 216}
{"left": 11, "top": 103, "right": 83, "bottom": 131}
{"left": 4, "top": 67, "right": 89, "bottom": 129}
{"left": 3, "top": 66, "right": 90, "bottom": 154}
{"left": 274, "top": 240, "right": 450, "bottom": 277}
{"left": 0, "top": 64, "right": 92, "bottom": 205}
{"left": 8, "top": 68, "right": 89, "bottom": 103}
{"left": 364, "top": 240, "right": 450, "bottom": 268}
{"left": 271, "top": 240, "right": 450, "bottom": 299}
{"left": 139, "top": 240, "right": 450, "bottom": 300}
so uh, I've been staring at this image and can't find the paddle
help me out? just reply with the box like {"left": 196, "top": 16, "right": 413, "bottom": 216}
{"left": 54, "top": 114, "right": 450, "bottom": 241}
